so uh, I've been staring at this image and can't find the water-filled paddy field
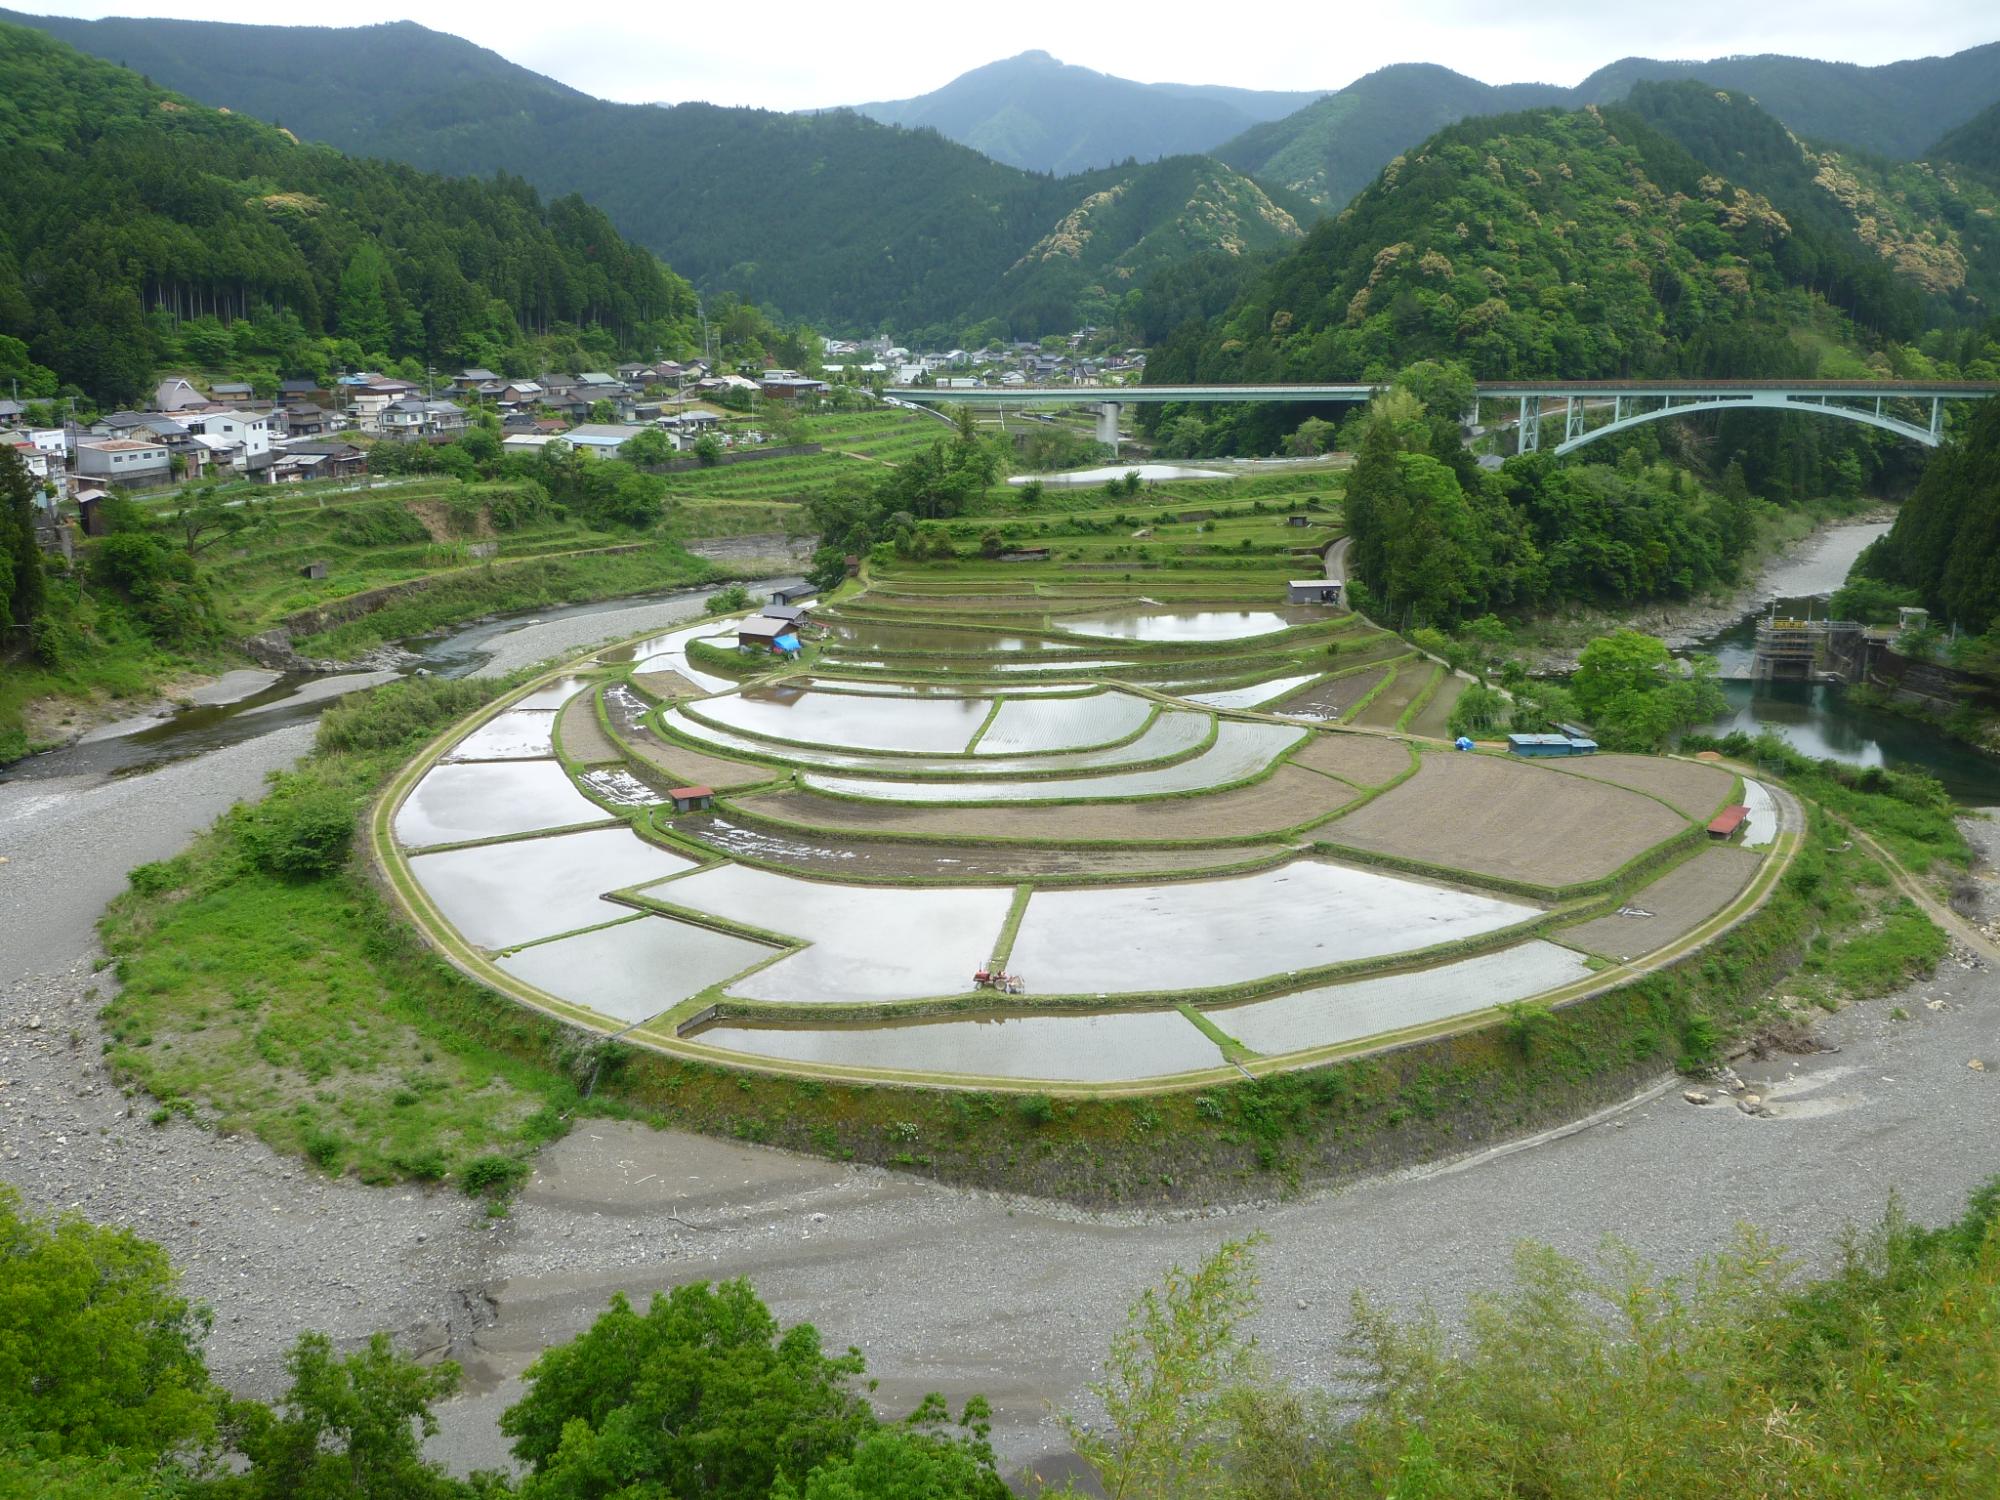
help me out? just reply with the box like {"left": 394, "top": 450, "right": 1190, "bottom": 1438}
{"left": 380, "top": 567, "right": 1790, "bottom": 1089}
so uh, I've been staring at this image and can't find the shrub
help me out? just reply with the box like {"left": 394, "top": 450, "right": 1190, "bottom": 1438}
{"left": 460, "top": 1154, "right": 529, "bottom": 1199}
{"left": 236, "top": 786, "right": 356, "bottom": 880}
{"left": 706, "top": 583, "right": 752, "bottom": 613}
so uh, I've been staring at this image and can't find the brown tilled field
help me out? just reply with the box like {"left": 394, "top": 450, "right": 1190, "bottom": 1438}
{"left": 1350, "top": 662, "right": 1439, "bottom": 728}
{"left": 1555, "top": 845, "right": 1764, "bottom": 960}
{"left": 1290, "top": 732, "right": 1416, "bottom": 788}
{"left": 557, "top": 692, "right": 623, "bottom": 765}
{"left": 632, "top": 669, "right": 701, "bottom": 701}
{"left": 625, "top": 731, "right": 782, "bottom": 792}
{"left": 1273, "top": 662, "right": 1399, "bottom": 719}
{"left": 1545, "top": 753, "right": 1738, "bottom": 820}
{"left": 1321, "top": 750, "right": 1691, "bottom": 887}
{"left": 731, "top": 763, "right": 1355, "bottom": 845}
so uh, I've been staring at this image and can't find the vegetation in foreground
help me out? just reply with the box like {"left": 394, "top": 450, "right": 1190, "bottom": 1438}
{"left": 3, "top": 1174, "right": 1994, "bottom": 1497}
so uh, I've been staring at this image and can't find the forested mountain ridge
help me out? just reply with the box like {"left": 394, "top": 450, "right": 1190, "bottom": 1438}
{"left": 1929, "top": 98, "right": 2000, "bottom": 188}
{"left": 1614, "top": 81, "right": 2000, "bottom": 323}
{"left": 849, "top": 50, "right": 1323, "bottom": 175}
{"left": 1154, "top": 101, "right": 1895, "bottom": 391}
{"left": 0, "top": 12, "right": 1303, "bottom": 338}
{"left": 0, "top": 22, "right": 693, "bottom": 406}
{"left": 1218, "top": 45, "right": 2000, "bottom": 213}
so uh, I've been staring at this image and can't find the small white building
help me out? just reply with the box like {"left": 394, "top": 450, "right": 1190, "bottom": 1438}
{"left": 559, "top": 423, "right": 649, "bottom": 455}
{"left": 180, "top": 408, "right": 273, "bottom": 466}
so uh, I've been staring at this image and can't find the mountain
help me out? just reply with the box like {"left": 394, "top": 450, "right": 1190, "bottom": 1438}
{"left": 0, "top": 22, "right": 693, "bottom": 405}
{"left": 1216, "top": 64, "right": 1567, "bottom": 212}
{"left": 1619, "top": 80, "right": 2000, "bottom": 319}
{"left": 1930, "top": 99, "right": 2000, "bottom": 186}
{"left": 1219, "top": 45, "right": 2000, "bottom": 212}
{"left": 1849, "top": 396, "right": 2000, "bottom": 635}
{"left": 849, "top": 50, "right": 1323, "bottom": 175}
{"left": 0, "top": 12, "right": 1302, "bottom": 337}
{"left": 1149, "top": 99, "right": 1937, "bottom": 407}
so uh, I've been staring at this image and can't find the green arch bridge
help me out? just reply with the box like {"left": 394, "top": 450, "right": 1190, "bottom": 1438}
{"left": 884, "top": 379, "right": 1998, "bottom": 454}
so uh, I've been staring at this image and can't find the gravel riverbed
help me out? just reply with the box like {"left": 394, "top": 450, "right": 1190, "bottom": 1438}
{"left": 2, "top": 601, "right": 1996, "bottom": 1487}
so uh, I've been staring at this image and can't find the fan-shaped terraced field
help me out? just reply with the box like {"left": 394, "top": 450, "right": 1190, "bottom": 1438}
{"left": 376, "top": 573, "right": 1796, "bottom": 1092}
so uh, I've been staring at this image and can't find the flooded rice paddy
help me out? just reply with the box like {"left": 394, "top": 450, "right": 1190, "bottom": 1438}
{"left": 443, "top": 709, "right": 559, "bottom": 761}
{"left": 394, "top": 760, "right": 606, "bottom": 848}
{"left": 497, "top": 914, "right": 776, "bottom": 1024}
{"left": 1181, "top": 674, "right": 1321, "bottom": 710}
{"left": 647, "top": 865, "right": 1014, "bottom": 1003}
{"left": 408, "top": 827, "right": 695, "bottom": 948}
{"left": 1742, "top": 780, "right": 1778, "bottom": 849}
{"left": 1007, "top": 861, "right": 1539, "bottom": 994}
{"left": 1210, "top": 941, "right": 1595, "bottom": 1055}
{"left": 666, "top": 704, "right": 1212, "bottom": 776}
{"left": 691, "top": 1007, "right": 1228, "bottom": 1082}
{"left": 801, "top": 720, "right": 1304, "bottom": 803}
{"left": 1054, "top": 610, "right": 1299, "bottom": 642}
{"left": 693, "top": 688, "right": 993, "bottom": 753}
{"left": 975, "top": 692, "right": 1154, "bottom": 754}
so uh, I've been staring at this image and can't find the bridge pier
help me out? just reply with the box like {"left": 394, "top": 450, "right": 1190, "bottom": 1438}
{"left": 1096, "top": 400, "right": 1122, "bottom": 450}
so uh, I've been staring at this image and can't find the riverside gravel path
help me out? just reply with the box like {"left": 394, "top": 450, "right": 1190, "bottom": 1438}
{"left": 2, "top": 587, "right": 1996, "bottom": 1484}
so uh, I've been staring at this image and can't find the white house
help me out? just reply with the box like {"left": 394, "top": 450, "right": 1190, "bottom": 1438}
{"left": 559, "top": 423, "right": 648, "bottom": 455}
{"left": 180, "top": 408, "right": 273, "bottom": 466}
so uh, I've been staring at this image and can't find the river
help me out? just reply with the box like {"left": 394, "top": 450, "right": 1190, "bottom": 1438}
{"left": 0, "top": 582, "right": 763, "bottom": 786}
{"left": 1683, "top": 520, "right": 2000, "bottom": 802}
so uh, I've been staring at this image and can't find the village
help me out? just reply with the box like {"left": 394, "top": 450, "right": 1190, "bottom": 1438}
{"left": 2, "top": 329, "right": 1143, "bottom": 552}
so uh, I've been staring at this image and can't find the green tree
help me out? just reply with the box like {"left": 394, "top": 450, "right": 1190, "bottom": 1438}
{"left": 1061, "top": 1236, "right": 1263, "bottom": 1499}
{"left": 0, "top": 1186, "right": 221, "bottom": 1464}
{"left": 167, "top": 485, "right": 257, "bottom": 557}
{"left": 336, "top": 244, "right": 395, "bottom": 357}
{"left": 0, "top": 446, "right": 45, "bottom": 630}
{"left": 619, "top": 427, "right": 674, "bottom": 465}
{"left": 774, "top": 1396, "right": 1008, "bottom": 1500}
{"left": 1285, "top": 416, "right": 1336, "bottom": 457}
{"left": 227, "top": 1333, "right": 467, "bottom": 1500}
{"left": 1572, "top": 629, "right": 1726, "bottom": 751}
{"left": 500, "top": 1280, "right": 877, "bottom": 1499}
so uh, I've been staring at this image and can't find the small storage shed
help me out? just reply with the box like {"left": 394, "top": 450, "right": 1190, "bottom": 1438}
{"left": 1508, "top": 733, "right": 1573, "bottom": 757}
{"left": 1289, "top": 579, "right": 1343, "bottom": 605}
{"left": 736, "top": 616, "right": 789, "bottom": 650}
{"left": 1286, "top": 513, "right": 1312, "bottom": 527}
{"left": 300, "top": 559, "right": 329, "bottom": 580}
{"left": 1708, "top": 804, "right": 1749, "bottom": 840}
{"left": 764, "top": 604, "right": 809, "bottom": 626}
{"left": 668, "top": 785, "right": 714, "bottom": 813}
{"left": 769, "top": 582, "right": 818, "bottom": 606}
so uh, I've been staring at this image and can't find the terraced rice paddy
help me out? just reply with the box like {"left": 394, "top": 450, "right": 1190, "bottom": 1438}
{"left": 381, "top": 555, "right": 1786, "bottom": 1091}
{"left": 1210, "top": 941, "right": 1597, "bottom": 1056}
{"left": 1555, "top": 846, "right": 1763, "bottom": 961}
{"left": 801, "top": 720, "right": 1304, "bottom": 804}
{"left": 1009, "top": 861, "right": 1538, "bottom": 994}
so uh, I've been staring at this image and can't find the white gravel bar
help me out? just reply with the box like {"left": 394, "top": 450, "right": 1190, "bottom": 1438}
{"left": 1009, "top": 860, "right": 1539, "bottom": 994}
{"left": 802, "top": 720, "right": 1303, "bottom": 803}
{"left": 409, "top": 827, "right": 696, "bottom": 949}
{"left": 1209, "top": 940, "right": 1596, "bottom": 1056}
{"left": 646, "top": 864, "right": 1014, "bottom": 1003}
{"left": 498, "top": 914, "right": 775, "bottom": 1024}
{"left": 394, "top": 760, "right": 606, "bottom": 848}
{"left": 692, "top": 1008, "right": 1229, "bottom": 1082}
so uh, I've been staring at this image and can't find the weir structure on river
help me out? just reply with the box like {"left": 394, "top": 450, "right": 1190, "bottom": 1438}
{"left": 886, "top": 379, "right": 1999, "bottom": 453}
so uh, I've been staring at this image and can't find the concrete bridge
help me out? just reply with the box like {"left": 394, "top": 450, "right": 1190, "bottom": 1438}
{"left": 885, "top": 379, "right": 1997, "bottom": 453}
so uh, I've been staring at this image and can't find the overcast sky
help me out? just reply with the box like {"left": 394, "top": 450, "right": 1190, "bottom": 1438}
{"left": 25, "top": 1, "right": 2000, "bottom": 109}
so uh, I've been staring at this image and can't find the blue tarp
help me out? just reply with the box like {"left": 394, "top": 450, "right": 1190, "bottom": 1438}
{"left": 774, "top": 634, "right": 801, "bottom": 652}
{"left": 1454, "top": 736, "right": 1474, "bottom": 751}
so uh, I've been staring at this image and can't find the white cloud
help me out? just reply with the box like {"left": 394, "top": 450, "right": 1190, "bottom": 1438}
{"left": 23, "top": 0, "right": 2000, "bottom": 109}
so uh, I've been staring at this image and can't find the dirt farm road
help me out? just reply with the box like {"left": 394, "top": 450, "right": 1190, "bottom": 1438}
{"left": 1, "top": 599, "right": 1996, "bottom": 1485}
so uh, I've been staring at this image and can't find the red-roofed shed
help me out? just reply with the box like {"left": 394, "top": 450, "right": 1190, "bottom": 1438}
{"left": 1707, "top": 805, "right": 1748, "bottom": 839}
{"left": 668, "top": 785, "right": 714, "bottom": 813}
